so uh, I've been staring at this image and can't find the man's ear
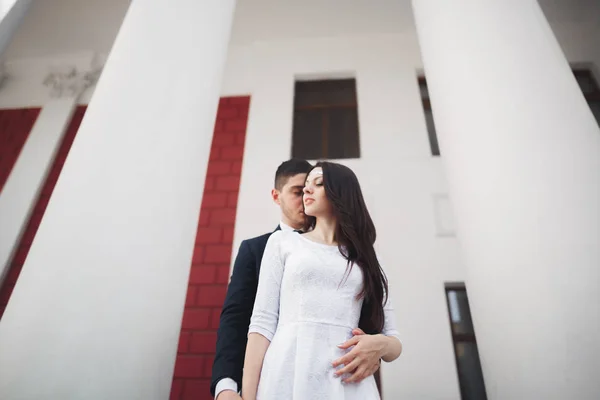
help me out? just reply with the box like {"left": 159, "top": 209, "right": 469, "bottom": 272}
{"left": 271, "top": 188, "right": 281, "bottom": 205}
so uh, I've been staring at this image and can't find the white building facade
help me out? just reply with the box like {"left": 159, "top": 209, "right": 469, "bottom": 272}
{"left": 0, "top": 1, "right": 599, "bottom": 399}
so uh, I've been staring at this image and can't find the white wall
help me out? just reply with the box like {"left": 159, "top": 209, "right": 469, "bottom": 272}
{"left": 0, "top": 0, "right": 598, "bottom": 398}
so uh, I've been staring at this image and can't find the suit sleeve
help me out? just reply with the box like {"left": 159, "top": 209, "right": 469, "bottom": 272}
{"left": 210, "top": 240, "right": 258, "bottom": 396}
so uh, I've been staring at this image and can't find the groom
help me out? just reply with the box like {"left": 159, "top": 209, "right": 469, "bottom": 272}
{"left": 210, "top": 159, "right": 383, "bottom": 400}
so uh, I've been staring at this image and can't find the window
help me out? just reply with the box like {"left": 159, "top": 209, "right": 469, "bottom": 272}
{"left": 573, "top": 68, "right": 600, "bottom": 126}
{"left": 292, "top": 78, "right": 360, "bottom": 160}
{"left": 445, "top": 283, "right": 487, "bottom": 400}
{"left": 418, "top": 76, "right": 440, "bottom": 156}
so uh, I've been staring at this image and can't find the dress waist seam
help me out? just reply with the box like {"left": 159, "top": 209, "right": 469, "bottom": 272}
{"left": 278, "top": 320, "right": 353, "bottom": 330}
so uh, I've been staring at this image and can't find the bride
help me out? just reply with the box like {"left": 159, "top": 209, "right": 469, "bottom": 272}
{"left": 242, "top": 161, "right": 402, "bottom": 399}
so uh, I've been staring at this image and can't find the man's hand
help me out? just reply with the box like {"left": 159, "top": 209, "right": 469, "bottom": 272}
{"left": 331, "top": 328, "right": 385, "bottom": 384}
{"left": 216, "top": 390, "right": 242, "bottom": 400}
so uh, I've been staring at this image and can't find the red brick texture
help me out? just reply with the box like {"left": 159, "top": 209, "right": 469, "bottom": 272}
{"left": 0, "top": 108, "right": 41, "bottom": 194}
{"left": 170, "top": 96, "right": 250, "bottom": 400}
{"left": 0, "top": 106, "right": 87, "bottom": 320}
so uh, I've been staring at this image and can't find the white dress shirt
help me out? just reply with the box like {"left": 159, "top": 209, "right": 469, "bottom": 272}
{"left": 278, "top": 220, "right": 296, "bottom": 232}
{"left": 214, "top": 221, "right": 297, "bottom": 399}
{"left": 215, "top": 378, "right": 238, "bottom": 399}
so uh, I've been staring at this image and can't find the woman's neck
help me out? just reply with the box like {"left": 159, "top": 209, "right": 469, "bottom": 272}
{"left": 311, "top": 217, "right": 337, "bottom": 245}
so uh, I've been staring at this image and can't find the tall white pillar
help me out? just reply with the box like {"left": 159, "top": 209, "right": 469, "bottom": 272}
{"left": 412, "top": 1, "right": 600, "bottom": 399}
{"left": 0, "top": 1, "right": 236, "bottom": 399}
{"left": 0, "top": 63, "right": 96, "bottom": 286}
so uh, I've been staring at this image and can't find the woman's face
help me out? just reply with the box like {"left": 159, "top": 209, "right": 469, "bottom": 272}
{"left": 303, "top": 167, "right": 331, "bottom": 217}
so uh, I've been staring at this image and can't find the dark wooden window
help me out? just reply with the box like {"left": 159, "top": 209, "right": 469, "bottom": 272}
{"left": 573, "top": 68, "right": 600, "bottom": 126}
{"left": 418, "top": 76, "right": 440, "bottom": 156}
{"left": 292, "top": 78, "right": 360, "bottom": 160}
{"left": 445, "top": 283, "right": 487, "bottom": 400}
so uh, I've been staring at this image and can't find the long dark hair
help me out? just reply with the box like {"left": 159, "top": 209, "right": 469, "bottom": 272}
{"left": 303, "top": 161, "right": 388, "bottom": 334}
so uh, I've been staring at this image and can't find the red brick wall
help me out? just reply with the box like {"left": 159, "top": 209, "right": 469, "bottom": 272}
{"left": 0, "top": 106, "right": 87, "bottom": 319}
{"left": 170, "top": 96, "right": 250, "bottom": 400}
{"left": 0, "top": 108, "right": 41, "bottom": 194}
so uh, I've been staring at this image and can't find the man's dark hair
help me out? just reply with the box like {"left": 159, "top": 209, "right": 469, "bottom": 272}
{"left": 274, "top": 159, "right": 313, "bottom": 190}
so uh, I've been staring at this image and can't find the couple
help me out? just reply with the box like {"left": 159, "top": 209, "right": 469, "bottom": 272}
{"left": 210, "top": 159, "right": 402, "bottom": 399}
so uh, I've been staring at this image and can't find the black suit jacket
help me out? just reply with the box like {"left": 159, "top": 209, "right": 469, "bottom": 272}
{"left": 210, "top": 227, "right": 280, "bottom": 397}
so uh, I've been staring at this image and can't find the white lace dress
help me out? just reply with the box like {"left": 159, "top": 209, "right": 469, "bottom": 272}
{"left": 248, "top": 230, "right": 400, "bottom": 400}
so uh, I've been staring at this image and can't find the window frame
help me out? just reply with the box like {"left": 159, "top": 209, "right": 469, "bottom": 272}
{"left": 292, "top": 78, "right": 360, "bottom": 160}
{"left": 444, "top": 282, "right": 487, "bottom": 400}
{"left": 418, "top": 76, "right": 441, "bottom": 156}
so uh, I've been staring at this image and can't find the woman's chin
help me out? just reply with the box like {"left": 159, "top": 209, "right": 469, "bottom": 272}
{"left": 303, "top": 208, "right": 320, "bottom": 218}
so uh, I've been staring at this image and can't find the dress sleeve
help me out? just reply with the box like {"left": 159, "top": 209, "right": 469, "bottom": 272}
{"left": 382, "top": 292, "right": 401, "bottom": 340}
{"left": 248, "top": 231, "right": 285, "bottom": 341}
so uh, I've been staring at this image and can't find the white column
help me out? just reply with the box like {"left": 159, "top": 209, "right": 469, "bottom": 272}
{"left": 0, "top": 0, "right": 34, "bottom": 57}
{"left": 0, "top": 65, "right": 97, "bottom": 286}
{"left": 0, "top": 1, "right": 236, "bottom": 399}
{"left": 412, "top": 1, "right": 600, "bottom": 399}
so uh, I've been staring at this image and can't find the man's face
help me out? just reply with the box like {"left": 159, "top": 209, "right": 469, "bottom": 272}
{"left": 272, "top": 173, "right": 306, "bottom": 228}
